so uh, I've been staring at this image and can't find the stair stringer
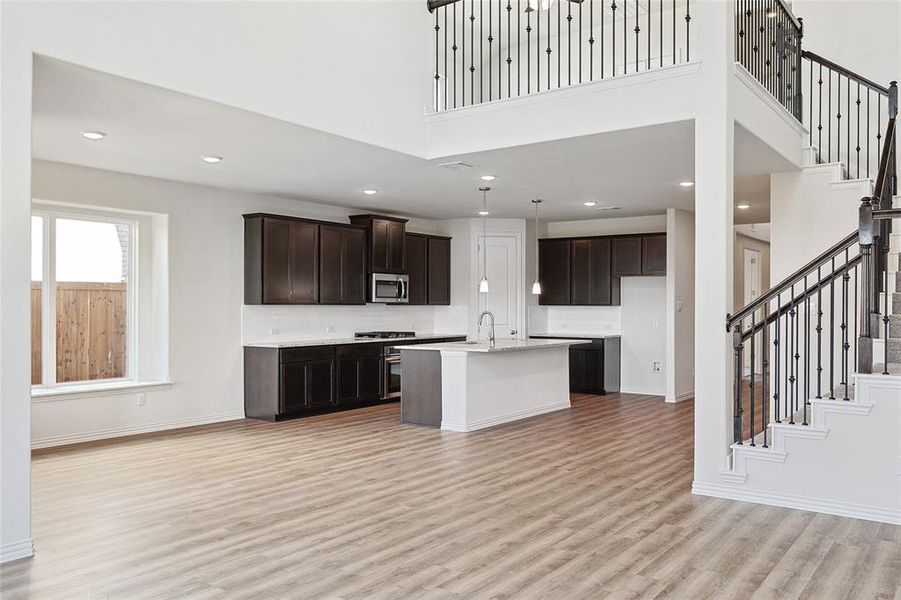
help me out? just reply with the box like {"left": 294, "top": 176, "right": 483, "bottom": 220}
{"left": 708, "top": 372, "right": 901, "bottom": 524}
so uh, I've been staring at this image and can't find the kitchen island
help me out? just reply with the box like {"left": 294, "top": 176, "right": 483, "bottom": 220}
{"left": 397, "top": 339, "right": 580, "bottom": 432}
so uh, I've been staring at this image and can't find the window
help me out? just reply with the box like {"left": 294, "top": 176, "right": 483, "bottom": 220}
{"left": 32, "top": 209, "right": 136, "bottom": 389}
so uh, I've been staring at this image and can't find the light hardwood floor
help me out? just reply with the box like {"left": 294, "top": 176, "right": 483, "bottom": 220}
{"left": 2, "top": 393, "right": 900, "bottom": 599}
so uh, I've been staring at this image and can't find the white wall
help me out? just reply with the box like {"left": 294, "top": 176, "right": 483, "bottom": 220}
{"left": 29, "top": 160, "right": 451, "bottom": 450}
{"left": 666, "top": 208, "right": 695, "bottom": 403}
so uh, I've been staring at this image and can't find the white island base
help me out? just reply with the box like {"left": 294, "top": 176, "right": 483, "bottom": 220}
{"left": 398, "top": 339, "right": 577, "bottom": 432}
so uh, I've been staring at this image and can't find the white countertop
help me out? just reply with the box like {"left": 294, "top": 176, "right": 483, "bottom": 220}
{"left": 395, "top": 339, "right": 583, "bottom": 353}
{"left": 244, "top": 333, "right": 467, "bottom": 349}
{"left": 529, "top": 332, "right": 622, "bottom": 339}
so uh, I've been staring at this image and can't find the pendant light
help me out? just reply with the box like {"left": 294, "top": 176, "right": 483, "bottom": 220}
{"left": 531, "top": 199, "right": 542, "bottom": 295}
{"left": 478, "top": 186, "right": 490, "bottom": 294}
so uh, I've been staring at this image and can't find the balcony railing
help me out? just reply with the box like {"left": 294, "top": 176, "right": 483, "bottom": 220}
{"left": 428, "top": 0, "right": 696, "bottom": 112}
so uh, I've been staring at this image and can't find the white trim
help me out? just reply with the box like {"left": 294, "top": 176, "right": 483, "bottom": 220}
{"left": 733, "top": 62, "right": 808, "bottom": 135}
{"left": 0, "top": 539, "right": 35, "bottom": 564}
{"left": 692, "top": 481, "right": 901, "bottom": 525}
{"left": 426, "top": 61, "right": 702, "bottom": 122}
{"left": 802, "top": 162, "right": 845, "bottom": 178}
{"left": 666, "top": 390, "right": 694, "bottom": 403}
{"left": 620, "top": 388, "right": 666, "bottom": 397}
{"left": 441, "top": 401, "right": 570, "bottom": 432}
{"left": 31, "top": 380, "right": 173, "bottom": 402}
{"left": 31, "top": 411, "right": 245, "bottom": 449}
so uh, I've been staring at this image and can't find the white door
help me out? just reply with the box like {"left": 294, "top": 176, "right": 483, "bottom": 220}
{"left": 477, "top": 234, "right": 521, "bottom": 340}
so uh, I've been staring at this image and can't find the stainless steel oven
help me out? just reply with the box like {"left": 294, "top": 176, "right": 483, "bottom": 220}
{"left": 383, "top": 347, "right": 403, "bottom": 399}
{"left": 371, "top": 273, "right": 409, "bottom": 304}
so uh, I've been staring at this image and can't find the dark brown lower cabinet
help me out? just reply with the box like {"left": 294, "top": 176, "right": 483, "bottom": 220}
{"left": 244, "top": 336, "right": 466, "bottom": 421}
{"left": 531, "top": 336, "right": 621, "bottom": 395}
{"left": 336, "top": 345, "right": 382, "bottom": 404}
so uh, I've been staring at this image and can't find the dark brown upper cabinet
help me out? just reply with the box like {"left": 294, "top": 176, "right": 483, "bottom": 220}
{"left": 405, "top": 233, "right": 452, "bottom": 305}
{"left": 244, "top": 215, "right": 319, "bottom": 305}
{"left": 319, "top": 224, "right": 366, "bottom": 305}
{"left": 426, "top": 236, "right": 451, "bottom": 305}
{"left": 349, "top": 214, "right": 408, "bottom": 274}
{"left": 405, "top": 234, "right": 428, "bottom": 305}
{"left": 570, "top": 238, "right": 613, "bottom": 305}
{"left": 642, "top": 234, "right": 667, "bottom": 275}
{"left": 538, "top": 238, "right": 572, "bottom": 305}
{"left": 611, "top": 236, "right": 643, "bottom": 277}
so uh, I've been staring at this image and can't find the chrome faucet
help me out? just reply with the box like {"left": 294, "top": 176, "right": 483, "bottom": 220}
{"left": 478, "top": 311, "right": 496, "bottom": 348}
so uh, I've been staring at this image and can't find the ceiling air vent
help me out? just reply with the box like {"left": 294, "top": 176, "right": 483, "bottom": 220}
{"left": 436, "top": 161, "right": 476, "bottom": 170}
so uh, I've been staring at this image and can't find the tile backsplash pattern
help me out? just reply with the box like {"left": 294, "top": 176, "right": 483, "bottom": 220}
{"left": 242, "top": 304, "right": 464, "bottom": 343}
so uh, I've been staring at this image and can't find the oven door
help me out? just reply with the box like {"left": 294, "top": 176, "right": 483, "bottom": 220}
{"left": 383, "top": 353, "right": 402, "bottom": 399}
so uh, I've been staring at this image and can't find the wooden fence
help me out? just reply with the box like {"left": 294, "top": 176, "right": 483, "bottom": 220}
{"left": 31, "top": 282, "right": 128, "bottom": 385}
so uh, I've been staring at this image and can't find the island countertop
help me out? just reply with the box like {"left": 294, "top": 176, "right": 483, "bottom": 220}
{"left": 394, "top": 338, "right": 582, "bottom": 353}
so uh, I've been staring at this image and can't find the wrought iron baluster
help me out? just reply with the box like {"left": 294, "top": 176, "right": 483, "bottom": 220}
{"left": 884, "top": 258, "right": 891, "bottom": 375}
{"left": 829, "top": 256, "right": 835, "bottom": 399}
{"left": 526, "top": 7, "right": 531, "bottom": 94}
{"left": 733, "top": 322, "right": 745, "bottom": 445}
{"left": 517, "top": 0, "right": 521, "bottom": 96}
{"left": 818, "top": 64, "right": 823, "bottom": 161}
{"left": 856, "top": 82, "right": 861, "bottom": 178}
{"left": 803, "top": 274, "right": 810, "bottom": 426}
{"left": 750, "top": 312, "right": 757, "bottom": 445}
{"left": 789, "top": 285, "right": 797, "bottom": 423}
{"left": 774, "top": 293, "right": 781, "bottom": 423}
{"left": 762, "top": 306, "right": 769, "bottom": 447}
{"left": 684, "top": 0, "right": 690, "bottom": 61}
{"left": 579, "top": 0, "right": 583, "bottom": 82}
{"left": 816, "top": 266, "right": 823, "bottom": 399}
{"left": 536, "top": 0, "right": 540, "bottom": 92}
{"left": 842, "top": 248, "right": 850, "bottom": 401}
{"left": 634, "top": 0, "right": 639, "bottom": 73}
{"left": 793, "top": 288, "right": 800, "bottom": 421}
{"left": 435, "top": 11, "right": 440, "bottom": 112}
{"left": 612, "top": 1, "right": 617, "bottom": 76}
{"left": 507, "top": 0, "right": 512, "bottom": 98}
{"left": 590, "top": 0, "right": 595, "bottom": 80}
{"left": 623, "top": 0, "right": 627, "bottom": 73}
{"left": 480, "top": 0, "right": 484, "bottom": 103}
{"left": 646, "top": 0, "right": 650, "bottom": 71}
{"left": 445, "top": 7, "right": 449, "bottom": 110}
{"left": 558, "top": 0, "right": 562, "bottom": 87}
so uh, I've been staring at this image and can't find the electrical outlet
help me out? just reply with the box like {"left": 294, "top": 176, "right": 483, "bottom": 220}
{"left": 652, "top": 361, "right": 661, "bottom": 373}
{"left": 326, "top": 325, "right": 335, "bottom": 333}
{"left": 652, "top": 321, "right": 660, "bottom": 331}
{"left": 676, "top": 301, "right": 683, "bottom": 312}
{"left": 137, "top": 393, "right": 146, "bottom": 407}
{"left": 269, "top": 328, "right": 279, "bottom": 335}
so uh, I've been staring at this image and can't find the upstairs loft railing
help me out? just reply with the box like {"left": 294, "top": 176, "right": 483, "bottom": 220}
{"left": 427, "top": 0, "right": 696, "bottom": 112}
{"left": 802, "top": 52, "right": 892, "bottom": 180}
{"left": 734, "top": 0, "right": 893, "bottom": 180}
{"left": 726, "top": 84, "right": 896, "bottom": 447}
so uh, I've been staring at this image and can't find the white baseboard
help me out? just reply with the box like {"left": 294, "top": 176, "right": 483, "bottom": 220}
{"left": 31, "top": 412, "right": 246, "bottom": 449}
{"left": 442, "top": 401, "right": 571, "bottom": 432}
{"left": 665, "top": 391, "right": 694, "bottom": 404}
{"left": 692, "top": 481, "right": 901, "bottom": 525}
{"left": 620, "top": 387, "right": 666, "bottom": 397}
{"left": 1, "top": 538, "right": 34, "bottom": 564}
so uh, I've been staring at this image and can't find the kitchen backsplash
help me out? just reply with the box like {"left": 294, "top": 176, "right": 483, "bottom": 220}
{"left": 242, "top": 304, "right": 459, "bottom": 343}
{"left": 528, "top": 305, "right": 622, "bottom": 335}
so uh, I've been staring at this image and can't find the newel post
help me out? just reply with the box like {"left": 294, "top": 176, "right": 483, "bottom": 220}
{"left": 732, "top": 323, "right": 745, "bottom": 444}
{"left": 857, "top": 198, "right": 874, "bottom": 374}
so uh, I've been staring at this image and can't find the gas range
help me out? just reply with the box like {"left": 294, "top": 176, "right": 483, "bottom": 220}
{"left": 354, "top": 331, "right": 416, "bottom": 339}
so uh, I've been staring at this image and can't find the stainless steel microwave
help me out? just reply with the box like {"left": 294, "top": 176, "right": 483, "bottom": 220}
{"left": 371, "top": 273, "right": 409, "bottom": 303}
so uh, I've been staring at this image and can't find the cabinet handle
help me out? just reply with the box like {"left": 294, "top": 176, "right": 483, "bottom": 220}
{"left": 510, "top": 329, "right": 517, "bottom": 335}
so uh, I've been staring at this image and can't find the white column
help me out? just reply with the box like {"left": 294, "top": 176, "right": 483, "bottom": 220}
{"left": 0, "top": 21, "right": 35, "bottom": 561}
{"left": 665, "top": 208, "right": 695, "bottom": 403}
{"left": 692, "top": 1, "right": 736, "bottom": 489}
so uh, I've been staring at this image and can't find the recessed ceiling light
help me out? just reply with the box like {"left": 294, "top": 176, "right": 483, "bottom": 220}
{"left": 597, "top": 206, "right": 620, "bottom": 211}
{"left": 480, "top": 175, "right": 497, "bottom": 181}
{"left": 737, "top": 203, "right": 751, "bottom": 210}
{"left": 81, "top": 131, "right": 106, "bottom": 140}
{"left": 478, "top": 210, "right": 490, "bottom": 216}
{"left": 363, "top": 189, "right": 378, "bottom": 195}
{"left": 202, "top": 155, "right": 223, "bottom": 164}
{"left": 679, "top": 181, "right": 695, "bottom": 187}
{"left": 583, "top": 201, "right": 598, "bottom": 207}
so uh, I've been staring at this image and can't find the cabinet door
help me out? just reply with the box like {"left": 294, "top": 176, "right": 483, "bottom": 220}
{"left": 570, "top": 239, "right": 612, "bottom": 305}
{"left": 342, "top": 227, "right": 366, "bottom": 304}
{"left": 612, "top": 236, "right": 643, "bottom": 277}
{"left": 262, "top": 218, "right": 293, "bottom": 304}
{"left": 358, "top": 356, "right": 382, "bottom": 401}
{"left": 538, "top": 239, "right": 571, "bottom": 305}
{"left": 642, "top": 234, "right": 667, "bottom": 275}
{"left": 370, "top": 218, "right": 390, "bottom": 272}
{"left": 289, "top": 221, "right": 319, "bottom": 303}
{"left": 405, "top": 234, "right": 428, "bottom": 305}
{"left": 305, "top": 359, "right": 335, "bottom": 408}
{"left": 427, "top": 237, "right": 451, "bottom": 305}
{"left": 280, "top": 361, "right": 308, "bottom": 413}
{"left": 319, "top": 225, "right": 343, "bottom": 304}
{"left": 386, "top": 220, "right": 406, "bottom": 273}
{"left": 335, "top": 358, "right": 359, "bottom": 404}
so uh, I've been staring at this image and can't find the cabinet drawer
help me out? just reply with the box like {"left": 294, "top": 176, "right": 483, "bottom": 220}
{"left": 335, "top": 343, "right": 384, "bottom": 358}
{"left": 280, "top": 346, "right": 336, "bottom": 363}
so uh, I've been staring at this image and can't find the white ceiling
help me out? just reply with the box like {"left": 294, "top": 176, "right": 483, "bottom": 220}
{"left": 33, "top": 57, "right": 794, "bottom": 223}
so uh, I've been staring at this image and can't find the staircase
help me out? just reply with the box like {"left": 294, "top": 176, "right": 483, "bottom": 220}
{"left": 717, "top": 81, "right": 901, "bottom": 524}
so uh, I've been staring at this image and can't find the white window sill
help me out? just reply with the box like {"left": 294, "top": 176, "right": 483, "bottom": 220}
{"left": 32, "top": 381, "right": 173, "bottom": 402}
